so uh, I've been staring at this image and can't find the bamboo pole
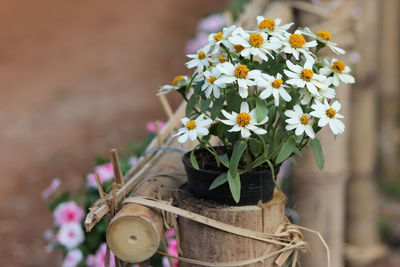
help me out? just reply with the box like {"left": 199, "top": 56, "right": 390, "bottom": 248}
{"left": 345, "top": 1, "right": 382, "bottom": 266}
{"left": 85, "top": 101, "right": 186, "bottom": 231}
{"left": 378, "top": 0, "right": 400, "bottom": 182}
{"left": 292, "top": 2, "right": 354, "bottom": 266}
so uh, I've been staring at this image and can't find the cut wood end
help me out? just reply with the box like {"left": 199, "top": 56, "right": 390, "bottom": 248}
{"left": 107, "top": 204, "right": 163, "bottom": 263}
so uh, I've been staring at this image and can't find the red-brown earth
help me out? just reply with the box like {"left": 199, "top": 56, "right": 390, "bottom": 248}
{"left": 0, "top": 0, "right": 227, "bottom": 266}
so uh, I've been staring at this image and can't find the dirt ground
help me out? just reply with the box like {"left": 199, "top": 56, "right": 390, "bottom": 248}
{"left": 0, "top": 0, "right": 227, "bottom": 266}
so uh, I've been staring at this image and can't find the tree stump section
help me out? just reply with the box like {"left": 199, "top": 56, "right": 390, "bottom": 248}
{"left": 176, "top": 190, "right": 286, "bottom": 267}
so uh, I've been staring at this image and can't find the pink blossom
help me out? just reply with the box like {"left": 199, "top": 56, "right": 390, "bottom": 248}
{"left": 86, "top": 243, "right": 115, "bottom": 267}
{"left": 165, "top": 229, "right": 175, "bottom": 238}
{"left": 43, "top": 229, "right": 56, "bottom": 253}
{"left": 197, "top": 13, "right": 228, "bottom": 32}
{"left": 146, "top": 120, "right": 166, "bottom": 134}
{"left": 57, "top": 222, "right": 84, "bottom": 249}
{"left": 41, "top": 178, "right": 61, "bottom": 199}
{"left": 62, "top": 249, "right": 83, "bottom": 267}
{"left": 53, "top": 201, "right": 84, "bottom": 226}
{"left": 86, "top": 162, "right": 115, "bottom": 188}
{"left": 185, "top": 32, "right": 209, "bottom": 54}
{"left": 167, "top": 239, "right": 178, "bottom": 266}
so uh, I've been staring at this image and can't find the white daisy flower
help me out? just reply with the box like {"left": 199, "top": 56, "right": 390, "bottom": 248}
{"left": 175, "top": 114, "right": 212, "bottom": 143}
{"left": 310, "top": 99, "right": 345, "bottom": 135}
{"left": 228, "top": 27, "right": 281, "bottom": 62}
{"left": 215, "top": 62, "right": 259, "bottom": 98}
{"left": 299, "top": 77, "right": 335, "bottom": 105}
{"left": 157, "top": 75, "right": 189, "bottom": 96}
{"left": 256, "top": 16, "right": 293, "bottom": 37}
{"left": 279, "top": 30, "right": 317, "bottom": 60}
{"left": 220, "top": 102, "right": 268, "bottom": 138}
{"left": 186, "top": 46, "right": 211, "bottom": 73}
{"left": 284, "top": 59, "right": 328, "bottom": 94}
{"left": 208, "top": 25, "right": 236, "bottom": 55}
{"left": 299, "top": 27, "right": 345, "bottom": 55}
{"left": 319, "top": 58, "right": 355, "bottom": 87}
{"left": 257, "top": 73, "right": 292, "bottom": 106}
{"left": 202, "top": 67, "right": 225, "bottom": 98}
{"left": 284, "top": 105, "right": 315, "bottom": 139}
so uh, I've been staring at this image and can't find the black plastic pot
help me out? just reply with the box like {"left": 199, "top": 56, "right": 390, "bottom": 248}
{"left": 182, "top": 149, "right": 280, "bottom": 206}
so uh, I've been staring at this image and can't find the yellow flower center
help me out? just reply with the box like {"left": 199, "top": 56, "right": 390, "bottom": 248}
{"left": 208, "top": 76, "right": 216, "bottom": 84}
{"left": 234, "top": 64, "right": 250, "bottom": 79}
{"left": 213, "top": 32, "right": 223, "bottom": 42}
{"left": 300, "top": 114, "right": 310, "bottom": 125}
{"left": 249, "top": 33, "right": 264, "bottom": 47}
{"left": 172, "top": 76, "right": 184, "bottom": 86}
{"left": 234, "top": 45, "right": 244, "bottom": 53}
{"left": 300, "top": 69, "right": 314, "bottom": 81}
{"left": 197, "top": 51, "right": 206, "bottom": 59}
{"left": 289, "top": 34, "right": 306, "bottom": 48}
{"left": 219, "top": 55, "right": 228, "bottom": 63}
{"left": 272, "top": 78, "right": 283, "bottom": 88}
{"left": 186, "top": 120, "right": 196, "bottom": 130}
{"left": 259, "top": 19, "right": 275, "bottom": 31}
{"left": 325, "top": 108, "right": 337, "bottom": 118}
{"left": 332, "top": 60, "right": 345, "bottom": 73}
{"left": 236, "top": 112, "right": 251, "bottom": 127}
{"left": 317, "top": 30, "right": 331, "bottom": 41}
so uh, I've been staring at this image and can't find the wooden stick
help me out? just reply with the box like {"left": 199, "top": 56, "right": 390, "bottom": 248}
{"left": 158, "top": 94, "right": 174, "bottom": 119}
{"left": 111, "top": 149, "right": 124, "bottom": 186}
{"left": 155, "top": 121, "right": 162, "bottom": 147}
{"left": 95, "top": 173, "right": 105, "bottom": 200}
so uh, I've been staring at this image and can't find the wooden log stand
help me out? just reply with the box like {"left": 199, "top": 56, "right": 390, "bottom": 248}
{"left": 175, "top": 190, "right": 286, "bottom": 267}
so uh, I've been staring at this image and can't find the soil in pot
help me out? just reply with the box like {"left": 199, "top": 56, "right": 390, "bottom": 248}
{"left": 182, "top": 148, "right": 280, "bottom": 206}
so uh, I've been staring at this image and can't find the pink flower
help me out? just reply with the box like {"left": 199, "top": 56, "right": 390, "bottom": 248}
{"left": 185, "top": 32, "right": 209, "bottom": 54}
{"left": 167, "top": 239, "right": 178, "bottom": 266}
{"left": 146, "top": 120, "right": 166, "bottom": 134}
{"left": 86, "top": 162, "right": 115, "bottom": 188}
{"left": 197, "top": 13, "right": 228, "bottom": 32}
{"left": 165, "top": 229, "right": 175, "bottom": 238}
{"left": 43, "top": 229, "right": 56, "bottom": 253}
{"left": 41, "top": 178, "right": 61, "bottom": 199}
{"left": 62, "top": 249, "right": 83, "bottom": 267}
{"left": 53, "top": 201, "right": 85, "bottom": 226}
{"left": 57, "top": 222, "right": 84, "bottom": 249}
{"left": 87, "top": 243, "right": 115, "bottom": 267}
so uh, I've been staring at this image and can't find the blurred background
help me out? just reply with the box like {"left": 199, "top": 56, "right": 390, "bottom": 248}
{"left": 0, "top": 0, "right": 398, "bottom": 266}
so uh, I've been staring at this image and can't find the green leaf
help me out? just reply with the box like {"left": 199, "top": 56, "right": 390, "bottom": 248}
{"left": 229, "top": 140, "right": 247, "bottom": 171}
{"left": 186, "top": 94, "right": 199, "bottom": 116}
{"left": 200, "top": 98, "right": 211, "bottom": 113}
{"left": 310, "top": 138, "right": 324, "bottom": 170}
{"left": 249, "top": 138, "right": 262, "bottom": 157}
{"left": 276, "top": 138, "right": 296, "bottom": 164}
{"left": 210, "top": 96, "right": 225, "bottom": 120}
{"left": 217, "top": 154, "right": 230, "bottom": 168}
{"left": 190, "top": 150, "right": 199, "bottom": 170}
{"left": 290, "top": 156, "right": 297, "bottom": 165}
{"left": 228, "top": 170, "right": 241, "bottom": 203}
{"left": 209, "top": 172, "right": 228, "bottom": 190}
{"left": 193, "top": 81, "right": 203, "bottom": 94}
{"left": 256, "top": 99, "right": 269, "bottom": 123}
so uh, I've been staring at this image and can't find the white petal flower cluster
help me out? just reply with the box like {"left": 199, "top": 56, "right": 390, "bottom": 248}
{"left": 159, "top": 16, "right": 354, "bottom": 150}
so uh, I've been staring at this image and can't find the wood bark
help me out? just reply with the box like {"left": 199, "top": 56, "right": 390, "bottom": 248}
{"left": 176, "top": 191, "right": 286, "bottom": 267}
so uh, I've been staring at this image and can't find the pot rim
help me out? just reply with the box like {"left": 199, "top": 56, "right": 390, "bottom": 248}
{"left": 182, "top": 148, "right": 279, "bottom": 176}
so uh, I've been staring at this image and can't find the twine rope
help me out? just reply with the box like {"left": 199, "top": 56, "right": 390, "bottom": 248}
{"left": 123, "top": 197, "right": 331, "bottom": 267}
